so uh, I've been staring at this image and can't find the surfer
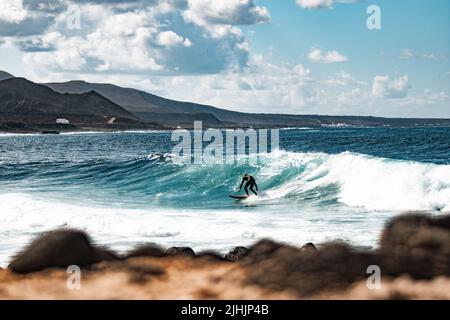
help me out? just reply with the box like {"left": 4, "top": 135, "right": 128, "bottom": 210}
{"left": 238, "top": 173, "right": 258, "bottom": 196}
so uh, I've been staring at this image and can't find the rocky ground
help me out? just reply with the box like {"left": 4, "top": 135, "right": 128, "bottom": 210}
{"left": 1, "top": 213, "right": 449, "bottom": 300}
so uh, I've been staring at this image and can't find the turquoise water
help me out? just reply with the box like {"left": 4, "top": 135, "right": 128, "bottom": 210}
{"left": 0, "top": 127, "right": 449, "bottom": 266}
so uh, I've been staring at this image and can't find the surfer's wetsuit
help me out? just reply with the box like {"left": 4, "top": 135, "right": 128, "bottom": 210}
{"left": 239, "top": 175, "right": 258, "bottom": 196}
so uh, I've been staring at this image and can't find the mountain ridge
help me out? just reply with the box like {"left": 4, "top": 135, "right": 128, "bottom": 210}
{"left": 44, "top": 79, "right": 450, "bottom": 128}
{"left": 0, "top": 70, "right": 14, "bottom": 81}
{"left": 0, "top": 70, "right": 449, "bottom": 133}
{"left": 0, "top": 77, "right": 160, "bottom": 133}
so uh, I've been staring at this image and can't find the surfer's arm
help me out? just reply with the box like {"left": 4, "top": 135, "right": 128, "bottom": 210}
{"left": 238, "top": 179, "right": 244, "bottom": 191}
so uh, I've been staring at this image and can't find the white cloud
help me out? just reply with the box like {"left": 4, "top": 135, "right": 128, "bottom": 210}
{"left": 372, "top": 75, "right": 411, "bottom": 99}
{"left": 184, "top": 0, "right": 270, "bottom": 26}
{"left": 296, "top": 0, "right": 359, "bottom": 9}
{"left": 325, "top": 71, "right": 365, "bottom": 86}
{"left": 28, "top": 5, "right": 164, "bottom": 72}
{"left": 0, "top": 0, "right": 28, "bottom": 23}
{"left": 421, "top": 53, "right": 437, "bottom": 59}
{"left": 296, "top": 0, "right": 333, "bottom": 9}
{"left": 156, "top": 31, "right": 192, "bottom": 47}
{"left": 17, "top": 0, "right": 268, "bottom": 74}
{"left": 399, "top": 89, "right": 449, "bottom": 108}
{"left": 3, "top": 1, "right": 447, "bottom": 118}
{"left": 399, "top": 48, "right": 448, "bottom": 60}
{"left": 155, "top": 58, "right": 319, "bottom": 113}
{"left": 308, "top": 48, "right": 348, "bottom": 64}
{"left": 399, "top": 48, "right": 414, "bottom": 60}
{"left": 293, "top": 64, "right": 311, "bottom": 77}
{"left": 183, "top": 38, "right": 193, "bottom": 47}
{"left": 337, "top": 88, "right": 363, "bottom": 106}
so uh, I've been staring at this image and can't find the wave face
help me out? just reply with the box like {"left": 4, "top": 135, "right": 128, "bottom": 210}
{"left": 1, "top": 150, "right": 448, "bottom": 211}
{"left": 0, "top": 128, "right": 449, "bottom": 266}
{"left": 275, "top": 151, "right": 450, "bottom": 212}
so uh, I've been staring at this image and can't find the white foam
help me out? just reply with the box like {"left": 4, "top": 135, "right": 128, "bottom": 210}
{"left": 0, "top": 192, "right": 388, "bottom": 267}
{"left": 0, "top": 133, "right": 40, "bottom": 137}
{"left": 306, "top": 152, "right": 450, "bottom": 211}
{"left": 61, "top": 130, "right": 168, "bottom": 135}
{"left": 253, "top": 151, "right": 450, "bottom": 212}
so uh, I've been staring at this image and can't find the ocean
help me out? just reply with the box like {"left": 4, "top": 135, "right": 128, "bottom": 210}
{"left": 0, "top": 127, "right": 449, "bottom": 267}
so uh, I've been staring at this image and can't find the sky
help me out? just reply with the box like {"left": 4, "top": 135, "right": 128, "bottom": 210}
{"left": 0, "top": 0, "right": 449, "bottom": 118}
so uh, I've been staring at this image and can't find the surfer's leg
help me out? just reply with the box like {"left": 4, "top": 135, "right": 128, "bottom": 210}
{"left": 249, "top": 184, "right": 257, "bottom": 195}
{"left": 244, "top": 182, "right": 250, "bottom": 196}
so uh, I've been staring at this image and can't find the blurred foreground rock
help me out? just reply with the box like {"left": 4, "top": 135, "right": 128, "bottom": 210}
{"left": 0, "top": 213, "right": 449, "bottom": 299}
{"left": 8, "top": 229, "right": 117, "bottom": 273}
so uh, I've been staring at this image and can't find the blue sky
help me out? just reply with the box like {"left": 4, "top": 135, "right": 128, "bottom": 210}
{"left": 253, "top": 0, "right": 448, "bottom": 77}
{"left": 0, "top": 0, "right": 448, "bottom": 117}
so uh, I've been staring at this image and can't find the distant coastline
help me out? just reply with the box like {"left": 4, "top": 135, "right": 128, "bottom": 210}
{"left": 2, "top": 123, "right": 450, "bottom": 135}
{"left": 1, "top": 72, "right": 450, "bottom": 134}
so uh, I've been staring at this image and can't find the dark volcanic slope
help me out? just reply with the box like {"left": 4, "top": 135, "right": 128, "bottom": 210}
{"left": 0, "top": 78, "right": 135, "bottom": 118}
{"left": 44, "top": 81, "right": 324, "bottom": 126}
{"left": 45, "top": 80, "right": 256, "bottom": 126}
{"left": 0, "top": 78, "right": 158, "bottom": 132}
{"left": 45, "top": 80, "right": 164, "bottom": 113}
{"left": 45, "top": 80, "right": 450, "bottom": 128}
{"left": 0, "top": 70, "right": 14, "bottom": 81}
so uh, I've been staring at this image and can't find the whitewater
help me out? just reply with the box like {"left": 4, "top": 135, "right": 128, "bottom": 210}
{"left": 0, "top": 128, "right": 449, "bottom": 267}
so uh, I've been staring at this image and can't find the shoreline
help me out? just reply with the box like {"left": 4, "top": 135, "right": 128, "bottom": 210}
{"left": 1, "top": 124, "right": 450, "bottom": 136}
{"left": 1, "top": 213, "right": 449, "bottom": 299}
{"left": 0, "top": 129, "right": 171, "bottom": 136}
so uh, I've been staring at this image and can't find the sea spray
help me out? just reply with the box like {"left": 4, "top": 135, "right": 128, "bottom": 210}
{"left": 171, "top": 121, "right": 279, "bottom": 165}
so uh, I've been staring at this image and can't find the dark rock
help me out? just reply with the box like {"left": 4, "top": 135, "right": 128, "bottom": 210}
{"left": 165, "top": 247, "right": 196, "bottom": 257}
{"left": 93, "top": 246, "right": 121, "bottom": 263}
{"left": 246, "top": 242, "right": 376, "bottom": 297}
{"left": 243, "top": 214, "right": 450, "bottom": 297}
{"left": 125, "top": 244, "right": 166, "bottom": 259}
{"left": 127, "top": 264, "right": 165, "bottom": 276}
{"left": 379, "top": 213, "right": 450, "bottom": 279}
{"left": 241, "top": 239, "right": 284, "bottom": 264}
{"left": 196, "top": 251, "right": 227, "bottom": 262}
{"left": 300, "top": 242, "right": 317, "bottom": 254}
{"left": 40, "top": 130, "right": 60, "bottom": 134}
{"left": 8, "top": 229, "right": 120, "bottom": 273}
{"left": 225, "top": 246, "right": 250, "bottom": 262}
{"left": 9, "top": 229, "right": 95, "bottom": 273}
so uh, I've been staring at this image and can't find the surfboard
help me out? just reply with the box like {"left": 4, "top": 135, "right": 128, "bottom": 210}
{"left": 229, "top": 195, "right": 249, "bottom": 200}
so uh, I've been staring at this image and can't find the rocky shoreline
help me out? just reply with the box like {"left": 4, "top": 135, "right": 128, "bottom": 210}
{"left": 1, "top": 213, "right": 449, "bottom": 299}
{"left": 0, "top": 122, "right": 167, "bottom": 134}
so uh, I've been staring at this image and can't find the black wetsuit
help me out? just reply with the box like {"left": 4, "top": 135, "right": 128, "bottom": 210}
{"left": 239, "top": 175, "right": 258, "bottom": 196}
